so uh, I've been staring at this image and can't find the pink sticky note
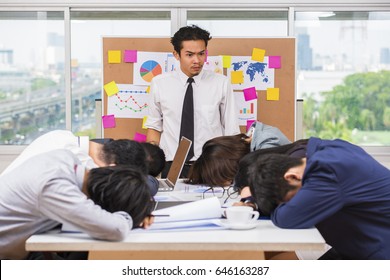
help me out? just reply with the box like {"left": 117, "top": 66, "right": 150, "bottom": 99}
{"left": 134, "top": 132, "right": 147, "bottom": 142}
{"left": 102, "top": 115, "right": 116, "bottom": 128}
{"left": 124, "top": 50, "right": 137, "bottom": 63}
{"left": 246, "top": 120, "right": 256, "bottom": 132}
{"left": 243, "top": 87, "right": 257, "bottom": 101}
{"left": 269, "top": 56, "right": 281, "bottom": 69}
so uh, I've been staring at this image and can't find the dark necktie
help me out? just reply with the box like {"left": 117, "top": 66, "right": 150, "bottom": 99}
{"left": 179, "top": 77, "right": 194, "bottom": 161}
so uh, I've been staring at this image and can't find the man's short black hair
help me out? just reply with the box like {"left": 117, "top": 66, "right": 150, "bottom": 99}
{"left": 240, "top": 154, "right": 302, "bottom": 216}
{"left": 101, "top": 139, "right": 148, "bottom": 174}
{"left": 141, "top": 142, "right": 166, "bottom": 177}
{"left": 86, "top": 165, "right": 155, "bottom": 228}
{"left": 171, "top": 25, "right": 212, "bottom": 54}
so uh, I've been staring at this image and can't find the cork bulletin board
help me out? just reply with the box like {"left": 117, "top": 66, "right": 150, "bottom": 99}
{"left": 102, "top": 37, "right": 296, "bottom": 141}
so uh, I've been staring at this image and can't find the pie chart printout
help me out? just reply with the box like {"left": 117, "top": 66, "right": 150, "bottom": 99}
{"left": 140, "top": 60, "right": 162, "bottom": 83}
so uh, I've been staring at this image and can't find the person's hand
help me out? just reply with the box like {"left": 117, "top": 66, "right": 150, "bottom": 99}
{"left": 239, "top": 186, "right": 252, "bottom": 197}
{"left": 139, "top": 215, "right": 154, "bottom": 229}
{"left": 232, "top": 201, "right": 246, "bottom": 207}
{"left": 232, "top": 201, "right": 257, "bottom": 210}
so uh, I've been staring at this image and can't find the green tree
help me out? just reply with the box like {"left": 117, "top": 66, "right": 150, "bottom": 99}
{"left": 303, "top": 70, "right": 390, "bottom": 141}
{"left": 383, "top": 107, "right": 390, "bottom": 129}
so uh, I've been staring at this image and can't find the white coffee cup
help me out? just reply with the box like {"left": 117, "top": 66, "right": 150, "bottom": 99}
{"left": 225, "top": 206, "right": 259, "bottom": 224}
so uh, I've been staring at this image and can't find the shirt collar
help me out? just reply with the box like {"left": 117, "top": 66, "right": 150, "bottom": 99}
{"left": 177, "top": 67, "right": 204, "bottom": 86}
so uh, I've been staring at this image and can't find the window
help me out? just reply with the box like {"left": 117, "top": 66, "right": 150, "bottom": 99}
{"left": 188, "top": 10, "right": 288, "bottom": 36}
{"left": 0, "top": 11, "right": 65, "bottom": 144}
{"left": 296, "top": 11, "right": 390, "bottom": 145}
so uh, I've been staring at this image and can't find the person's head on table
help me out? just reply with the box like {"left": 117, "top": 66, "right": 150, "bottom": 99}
{"left": 85, "top": 165, "right": 155, "bottom": 228}
{"left": 90, "top": 138, "right": 162, "bottom": 196}
{"left": 186, "top": 133, "right": 250, "bottom": 187}
{"left": 186, "top": 122, "right": 293, "bottom": 188}
{"left": 140, "top": 142, "right": 166, "bottom": 177}
{"left": 0, "top": 150, "right": 155, "bottom": 260}
{"left": 234, "top": 137, "right": 390, "bottom": 259}
{"left": 171, "top": 24, "right": 212, "bottom": 78}
{"left": 90, "top": 138, "right": 148, "bottom": 172}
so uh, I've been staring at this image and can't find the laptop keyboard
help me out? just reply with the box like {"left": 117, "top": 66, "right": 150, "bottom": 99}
{"left": 158, "top": 180, "right": 173, "bottom": 192}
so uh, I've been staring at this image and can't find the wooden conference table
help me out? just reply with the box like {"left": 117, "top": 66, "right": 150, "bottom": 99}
{"left": 25, "top": 181, "right": 326, "bottom": 260}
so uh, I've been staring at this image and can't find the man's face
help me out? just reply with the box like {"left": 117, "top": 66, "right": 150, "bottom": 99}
{"left": 174, "top": 40, "right": 207, "bottom": 77}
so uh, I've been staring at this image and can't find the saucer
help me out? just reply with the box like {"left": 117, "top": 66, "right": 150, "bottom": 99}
{"left": 220, "top": 220, "right": 258, "bottom": 230}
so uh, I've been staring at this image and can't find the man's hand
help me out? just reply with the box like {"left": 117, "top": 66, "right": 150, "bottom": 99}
{"left": 139, "top": 215, "right": 155, "bottom": 229}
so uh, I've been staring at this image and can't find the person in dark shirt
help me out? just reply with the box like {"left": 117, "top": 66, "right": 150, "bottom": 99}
{"left": 235, "top": 137, "right": 390, "bottom": 259}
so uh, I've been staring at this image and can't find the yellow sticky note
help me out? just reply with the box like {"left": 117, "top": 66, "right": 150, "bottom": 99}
{"left": 231, "top": 71, "right": 244, "bottom": 84}
{"left": 222, "top": 55, "right": 232, "bottom": 68}
{"left": 104, "top": 81, "right": 119, "bottom": 96}
{"left": 146, "top": 86, "right": 151, "bottom": 93}
{"left": 108, "top": 50, "right": 121, "bottom": 63}
{"left": 252, "top": 48, "right": 265, "bottom": 62}
{"left": 142, "top": 116, "right": 148, "bottom": 129}
{"left": 267, "top": 88, "right": 280, "bottom": 101}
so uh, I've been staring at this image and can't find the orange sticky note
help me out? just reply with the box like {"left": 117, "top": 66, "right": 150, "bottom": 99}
{"left": 108, "top": 50, "right": 121, "bottom": 63}
{"left": 222, "top": 55, "right": 232, "bottom": 68}
{"left": 252, "top": 48, "right": 265, "bottom": 62}
{"left": 267, "top": 88, "right": 280, "bottom": 101}
{"left": 104, "top": 81, "right": 119, "bottom": 96}
{"left": 231, "top": 71, "right": 244, "bottom": 84}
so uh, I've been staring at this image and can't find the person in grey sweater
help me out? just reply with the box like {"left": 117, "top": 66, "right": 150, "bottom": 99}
{"left": 0, "top": 150, "right": 154, "bottom": 260}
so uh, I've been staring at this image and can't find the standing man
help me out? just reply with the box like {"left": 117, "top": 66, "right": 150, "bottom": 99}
{"left": 145, "top": 25, "right": 240, "bottom": 177}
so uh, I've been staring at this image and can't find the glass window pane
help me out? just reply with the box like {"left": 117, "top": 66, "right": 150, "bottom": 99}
{"left": 70, "top": 11, "right": 171, "bottom": 138}
{"left": 296, "top": 11, "right": 390, "bottom": 145}
{"left": 0, "top": 11, "right": 65, "bottom": 145}
{"left": 188, "top": 11, "right": 288, "bottom": 36}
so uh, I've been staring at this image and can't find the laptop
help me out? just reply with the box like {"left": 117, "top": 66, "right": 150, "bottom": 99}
{"left": 158, "top": 136, "right": 192, "bottom": 192}
{"left": 154, "top": 201, "right": 193, "bottom": 211}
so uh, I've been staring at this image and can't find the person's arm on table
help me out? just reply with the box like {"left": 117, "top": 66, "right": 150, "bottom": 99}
{"left": 40, "top": 178, "right": 133, "bottom": 241}
{"left": 272, "top": 180, "right": 341, "bottom": 229}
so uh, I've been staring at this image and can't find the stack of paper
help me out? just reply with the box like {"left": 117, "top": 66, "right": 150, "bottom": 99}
{"left": 148, "top": 197, "right": 224, "bottom": 231}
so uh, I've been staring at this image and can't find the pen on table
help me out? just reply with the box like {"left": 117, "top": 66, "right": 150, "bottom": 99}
{"left": 150, "top": 214, "right": 170, "bottom": 217}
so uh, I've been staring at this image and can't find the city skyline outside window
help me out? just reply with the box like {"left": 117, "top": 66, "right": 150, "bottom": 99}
{"left": 188, "top": 10, "right": 288, "bottom": 37}
{"left": 0, "top": 11, "right": 65, "bottom": 144}
{"left": 296, "top": 11, "right": 390, "bottom": 145}
{"left": 0, "top": 9, "right": 389, "bottom": 146}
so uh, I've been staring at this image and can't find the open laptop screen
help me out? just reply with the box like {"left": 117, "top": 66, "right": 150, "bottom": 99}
{"left": 166, "top": 136, "right": 192, "bottom": 186}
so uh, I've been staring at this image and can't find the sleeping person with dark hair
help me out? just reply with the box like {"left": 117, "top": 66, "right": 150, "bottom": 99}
{"left": 0, "top": 150, "right": 155, "bottom": 260}
{"left": 1, "top": 130, "right": 159, "bottom": 196}
{"left": 186, "top": 121, "right": 291, "bottom": 187}
{"left": 235, "top": 137, "right": 390, "bottom": 260}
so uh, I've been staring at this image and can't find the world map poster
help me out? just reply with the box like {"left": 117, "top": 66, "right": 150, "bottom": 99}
{"left": 227, "top": 56, "right": 275, "bottom": 90}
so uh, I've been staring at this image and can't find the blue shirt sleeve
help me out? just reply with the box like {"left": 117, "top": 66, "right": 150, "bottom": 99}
{"left": 147, "top": 175, "right": 159, "bottom": 196}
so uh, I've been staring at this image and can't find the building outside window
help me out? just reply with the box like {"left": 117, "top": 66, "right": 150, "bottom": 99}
{"left": 187, "top": 10, "right": 288, "bottom": 37}
{"left": 0, "top": 11, "right": 65, "bottom": 144}
{"left": 296, "top": 11, "right": 390, "bottom": 145}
